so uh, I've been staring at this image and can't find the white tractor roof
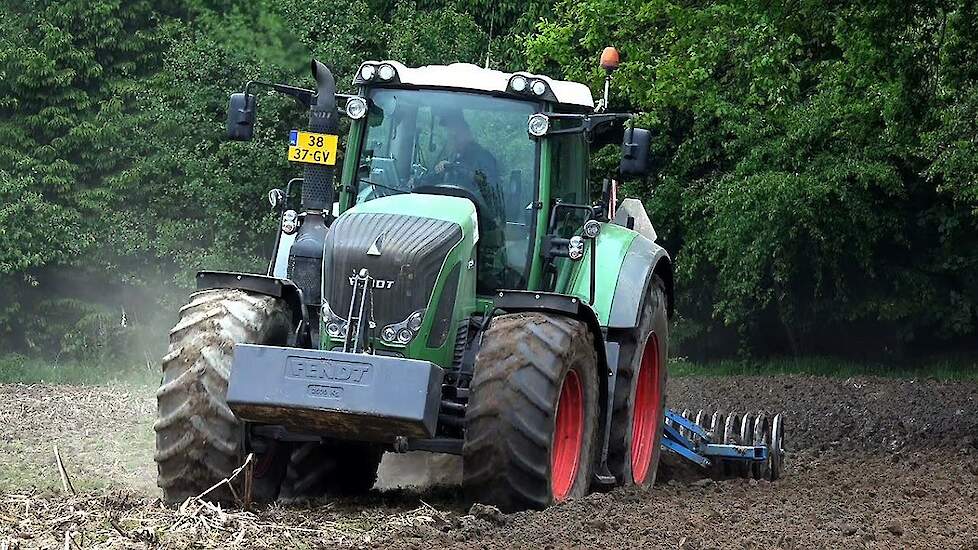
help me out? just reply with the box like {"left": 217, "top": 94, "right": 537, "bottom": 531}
{"left": 358, "top": 60, "right": 595, "bottom": 110}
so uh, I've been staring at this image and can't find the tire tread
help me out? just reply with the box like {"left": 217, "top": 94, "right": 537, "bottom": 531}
{"left": 154, "top": 289, "right": 289, "bottom": 504}
{"left": 463, "top": 312, "right": 598, "bottom": 511}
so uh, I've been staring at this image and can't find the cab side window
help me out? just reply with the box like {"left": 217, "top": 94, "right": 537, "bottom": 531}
{"left": 550, "top": 131, "right": 589, "bottom": 238}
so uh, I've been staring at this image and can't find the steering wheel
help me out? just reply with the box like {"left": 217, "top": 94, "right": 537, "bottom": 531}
{"left": 411, "top": 184, "right": 500, "bottom": 233}
{"left": 417, "top": 160, "right": 463, "bottom": 187}
{"left": 441, "top": 160, "right": 466, "bottom": 179}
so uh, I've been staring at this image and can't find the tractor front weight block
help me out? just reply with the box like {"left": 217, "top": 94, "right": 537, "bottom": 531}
{"left": 227, "top": 344, "right": 444, "bottom": 442}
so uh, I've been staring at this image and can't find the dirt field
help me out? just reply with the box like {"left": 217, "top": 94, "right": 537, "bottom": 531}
{"left": 1, "top": 374, "right": 976, "bottom": 549}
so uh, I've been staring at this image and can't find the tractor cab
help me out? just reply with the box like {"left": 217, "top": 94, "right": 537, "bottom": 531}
{"left": 341, "top": 61, "right": 634, "bottom": 296}
{"left": 351, "top": 85, "right": 536, "bottom": 293}
{"left": 311, "top": 61, "right": 655, "bottom": 361}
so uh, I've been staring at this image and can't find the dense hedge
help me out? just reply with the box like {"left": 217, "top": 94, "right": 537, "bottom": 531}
{"left": 528, "top": 0, "right": 978, "bottom": 357}
{"left": 1, "top": 0, "right": 975, "bottom": 361}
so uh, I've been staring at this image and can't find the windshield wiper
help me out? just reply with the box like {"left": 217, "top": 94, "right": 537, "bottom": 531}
{"left": 358, "top": 178, "right": 411, "bottom": 196}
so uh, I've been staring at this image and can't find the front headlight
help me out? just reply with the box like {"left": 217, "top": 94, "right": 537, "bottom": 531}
{"left": 346, "top": 96, "right": 368, "bottom": 120}
{"left": 583, "top": 220, "right": 601, "bottom": 239}
{"left": 407, "top": 310, "right": 424, "bottom": 331}
{"left": 359, "top": 64, "right": 377, "bottom": 81}
{"left": 568, "top": 236, "right": 585, "bottom": 261}
{"left": 378, "top": 63, "right": 397, "bottom": 81}
{"left": 509, "top": 75, "right": 528, "bottom": 93}
{"left": 528, "top": 114, "right": 550, "bottom": 137}
{"left": 281, "top": 209, "right": 299, "bottom": 234}
{"left": 530, "top": 79, "right": 548, "bottom": 96}
{"left": 322, "top": 301, "right": 348, "bottom": 339}
{"left": 382, "top": 308, "right": 425, "bottom": 346}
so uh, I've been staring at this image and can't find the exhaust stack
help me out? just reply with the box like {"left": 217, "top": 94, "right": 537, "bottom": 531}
{"left": 303, "top": 60, "right": 339, "bottom": 212}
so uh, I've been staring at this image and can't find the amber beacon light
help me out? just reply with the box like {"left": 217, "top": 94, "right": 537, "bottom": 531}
{"left": 598, "top": 47, "right": 620, "bottom": 111}
{"left": 600, "top": 46, "right": 620, "bottom": 72}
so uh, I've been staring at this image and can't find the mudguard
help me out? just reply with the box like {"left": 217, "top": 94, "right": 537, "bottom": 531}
{"left": 607, "top": 235, "right": 673, "bottom": 328}
{"left": 196, "top": 270, "right": 310, "bottom": 344}
{"left": 493, "top": 290, "right": 608, "bottom": 370}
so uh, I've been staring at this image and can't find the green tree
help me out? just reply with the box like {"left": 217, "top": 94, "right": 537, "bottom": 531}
{"left": 0, "top": 0, "right": 518, "bottom": 358}
{"left": 529, "top": 0, "right": 978, "bottom": 356}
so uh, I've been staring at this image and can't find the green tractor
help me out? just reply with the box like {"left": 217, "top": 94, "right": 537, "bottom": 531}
{"left": 154, "top": 51, "right": 674, "bottom": 511}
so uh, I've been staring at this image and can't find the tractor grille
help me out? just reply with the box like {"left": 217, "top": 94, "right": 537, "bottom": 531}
{"left": 451, "top": 321, "right": 468, "bottom": 369}
{"left": 322, "top": 212, "right": 462, "bottom": 332}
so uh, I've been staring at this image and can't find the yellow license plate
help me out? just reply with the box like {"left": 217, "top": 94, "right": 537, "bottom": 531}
{"left": 287, "top": 130, "right": 338, "bottom": 165}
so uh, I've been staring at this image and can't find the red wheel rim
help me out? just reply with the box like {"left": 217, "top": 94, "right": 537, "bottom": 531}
{"left": 631, "top": 333, "right": 662, "bottom": 484}
{"left": 551, "top": 369, "right": 584, "bottom": 501}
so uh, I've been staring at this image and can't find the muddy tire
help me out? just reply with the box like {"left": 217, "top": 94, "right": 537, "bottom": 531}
{"left": 279, "top": 441, "right": 384, "bottom": 499}
{"left": 463, "top": 312, "right": 599, "bottom": 511}
{"left": 608, "top": 275, "right": 669, "bottom": 486}
{"left": 154, "top": 289, "right": 290, "bottom": 504}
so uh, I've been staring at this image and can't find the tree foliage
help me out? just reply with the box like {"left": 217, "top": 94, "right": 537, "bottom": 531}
{"left": 528, "top": 0, "right": 978, "bottom": 356}
{"left": 1, "top": 0, "right": 975, "bottom": 361}
{"left": 0, "top": 0, "right": 546, "bottom": 358}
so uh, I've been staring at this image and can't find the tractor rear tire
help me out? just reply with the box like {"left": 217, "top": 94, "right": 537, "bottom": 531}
{"left": 154, "top": 289, "right": 291, "bottom": 504}
{"left": 278, "top": 440, "right": 384, "bottom": 500}
{"left": 608, "top": 275, "right": 669, "bottom": 486}
{"left": 463, "top": 312, "right": 599, "bottom": 511}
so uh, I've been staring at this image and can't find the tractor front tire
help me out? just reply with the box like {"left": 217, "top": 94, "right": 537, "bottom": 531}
{"left": 463, "top": 312, "right": 599, "bottom": 511}
{"left": 154, "top": 289, "right": 291, "bottom": 504}
{"left": 608, "top": 275, "right": 669, "bottom": 486}
{"left": 278, "top": 440, "right": 384, "bottom": 500}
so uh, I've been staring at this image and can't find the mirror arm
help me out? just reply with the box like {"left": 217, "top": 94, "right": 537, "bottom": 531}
{"left": 547, "top": 201, "right": 594, "bottom": 234}
{"left": 585, "top": 112, "right": 632, "bottom": 131}
{"left": 244, "top": 80, "right": 316, "bottom": 109}
{"left": 239, "top": 82, "right": 359, "bottom": 113}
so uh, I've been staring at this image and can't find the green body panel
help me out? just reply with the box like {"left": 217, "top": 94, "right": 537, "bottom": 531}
{"left": 526, "top": 137, "right": 553, "bottom": 290}
{"left": 318, "top": 194, "right": 478, "bottom": 369}
{"left": 337, "top": 119, "right": 364, "bottom": 214}
{"left": 553, "top": 223, "right": 639, "bottom": 327}
{"left": 346, "top": 193, "right": 478, "bottom": 227}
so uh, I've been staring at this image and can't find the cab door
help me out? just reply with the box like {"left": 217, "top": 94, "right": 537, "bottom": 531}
{"left": 546, "top": 130, "right": 590, "bottom": 293}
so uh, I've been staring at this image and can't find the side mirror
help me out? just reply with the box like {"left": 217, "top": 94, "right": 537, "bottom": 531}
{"left": 268, "top": 188, "right": 285, "bottom": 209}
{"left": 227, "top": 92, "right": 257, "bottom": 141}
{"left": 619, "top": 127, "right": 652, "bottom": 178}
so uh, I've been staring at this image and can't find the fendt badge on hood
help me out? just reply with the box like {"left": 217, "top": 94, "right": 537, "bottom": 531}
{"left": 349, "top": 273, "right": 395, "bottom": 289}
{"left": 366, "top": 233, "right": 383, "bottom": 256}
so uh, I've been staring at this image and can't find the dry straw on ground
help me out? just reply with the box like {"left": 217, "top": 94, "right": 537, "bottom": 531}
{"left": 0, "top": 489, "right": 448, "bottom": 549}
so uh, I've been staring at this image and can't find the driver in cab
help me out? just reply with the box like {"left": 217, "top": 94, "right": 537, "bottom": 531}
{"left": 423, "top": 109, "right": 510, "bottom": 290}
{"left": 428, "top": 109, "right": 499, "bottom": 194}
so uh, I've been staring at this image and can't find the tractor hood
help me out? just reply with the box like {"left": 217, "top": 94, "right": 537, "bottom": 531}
{"left": 320, "top": 194, "right": 478, "bottom": 357}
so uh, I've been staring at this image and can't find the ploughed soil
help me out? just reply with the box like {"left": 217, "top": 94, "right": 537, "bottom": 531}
{"left": 1, "top": 374, "right": 976, "bottom": 549}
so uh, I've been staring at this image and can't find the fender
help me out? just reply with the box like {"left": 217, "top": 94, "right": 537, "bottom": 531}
{"left": 607, "top": 234, "right": 674, "bottom": 329}
{"left": 493, "top": 290, "right": 618, "bottom": 486}
{"left": 195, "top": 270, "right": 311, "bottom": 346}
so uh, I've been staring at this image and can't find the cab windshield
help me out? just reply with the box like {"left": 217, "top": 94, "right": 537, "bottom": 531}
{"left": 354, "top": 88, "right": 538, "bottom": 292}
